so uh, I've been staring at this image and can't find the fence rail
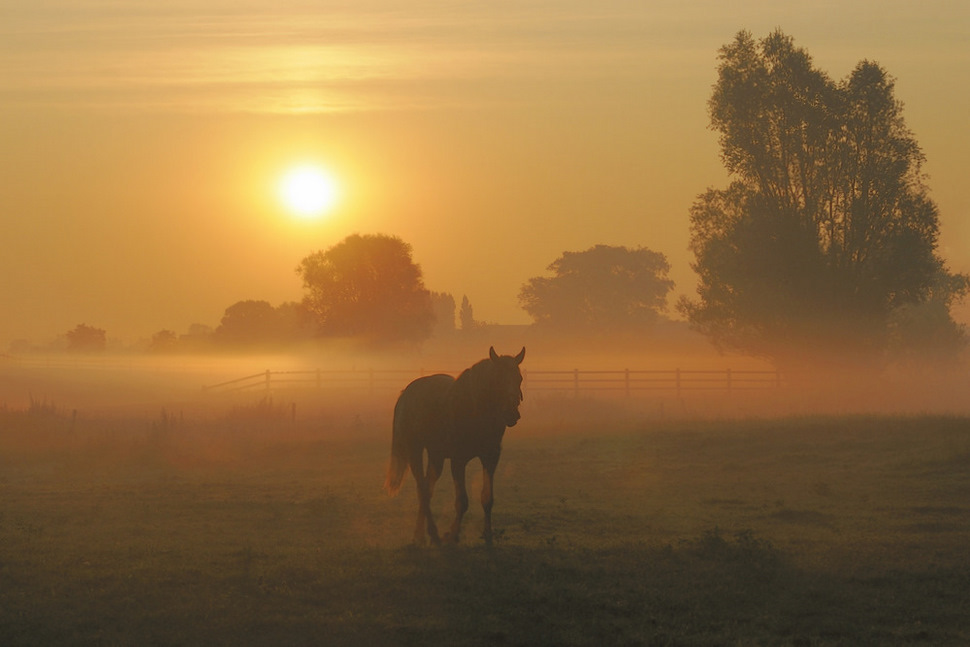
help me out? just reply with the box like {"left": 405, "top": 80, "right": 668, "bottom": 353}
{"left": 526, "top": 368, "right": 781, "bottom": 397}
{"left": 203, "top": 367, "right": 783, "bottom": 398}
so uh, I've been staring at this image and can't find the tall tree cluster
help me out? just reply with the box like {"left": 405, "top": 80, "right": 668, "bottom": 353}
{"left": 66, "top": 324, "right": 107, "bottom": 353}
{"left": 212, "top": 300, "right": 313, "bottom": 348}
{"left": 519, "top": 245, "right": 674, "bottom": 334}
{"left": 681, "top": 30, "right": 967, "bottom": 367}
{"left": 297, "top": 234, "right": 434, "bottom": 344}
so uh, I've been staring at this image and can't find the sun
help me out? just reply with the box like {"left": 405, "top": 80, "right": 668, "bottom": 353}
{"left": 278, "top": 164, "right": 339, "bottom": 219}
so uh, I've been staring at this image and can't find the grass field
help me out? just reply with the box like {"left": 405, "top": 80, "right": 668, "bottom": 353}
{"left": 2, "top": 394, "right": 969, "bottom": 645}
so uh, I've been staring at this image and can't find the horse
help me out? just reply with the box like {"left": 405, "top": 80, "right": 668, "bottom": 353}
{"left": 384, "top": 346, "right": 526, "bottom": 545}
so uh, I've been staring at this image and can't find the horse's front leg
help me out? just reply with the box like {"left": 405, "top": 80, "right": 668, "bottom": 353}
{"left": 480, "top": 452, "right": 500, "bottom": 544}
{"left": 444, "top": 459, "right": 469, "bottom": 544}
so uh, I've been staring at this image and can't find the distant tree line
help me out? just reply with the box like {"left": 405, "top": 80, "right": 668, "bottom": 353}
{"left": 41, "top": 29, "right": 966, "bottom": 371}
{"left": 137, "top": 234, "right": 677, "bottom": 354}
{"left": 141, "top": 234, "right": 485, "bottom": 352}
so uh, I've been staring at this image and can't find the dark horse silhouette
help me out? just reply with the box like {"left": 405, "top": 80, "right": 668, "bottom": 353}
{"left": 384, "top": 346, "right": 526, "bottom": 545}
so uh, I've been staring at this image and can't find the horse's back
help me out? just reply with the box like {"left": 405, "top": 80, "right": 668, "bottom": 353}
{"left": 397, "top": 374, "right": 455, "bottom": 409}
{"left": 393, "top": 374, "right": 455, "bottom": 447}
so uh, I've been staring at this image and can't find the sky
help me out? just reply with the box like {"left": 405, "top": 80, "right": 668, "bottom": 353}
{"left": 1, "top": 0, "right": 968, "bottom": 346}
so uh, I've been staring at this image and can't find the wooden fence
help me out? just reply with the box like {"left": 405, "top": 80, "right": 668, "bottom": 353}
{"left": 203, "top": 367, "right": 783, "bottom": 398}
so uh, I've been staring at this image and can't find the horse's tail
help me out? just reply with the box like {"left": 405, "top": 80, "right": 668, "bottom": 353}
{"left": 383, "top": 396, "right": 410, "bottom": 496}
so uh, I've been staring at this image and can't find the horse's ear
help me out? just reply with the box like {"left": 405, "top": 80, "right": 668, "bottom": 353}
{"left": 514, "top": 347, "right": 526, "bottom": 364}
{"left": 489, "top": 346, "right": 499, "bottom": 362}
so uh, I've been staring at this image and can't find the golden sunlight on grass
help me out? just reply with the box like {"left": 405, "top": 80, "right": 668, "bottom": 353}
{"left": 278, "top": 163, "right": 340, "bottom": 219}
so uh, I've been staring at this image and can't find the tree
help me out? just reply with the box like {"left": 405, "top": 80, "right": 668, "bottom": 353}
{"left": 213, "top": 300, "right": 313, "bottom": 347}
{"left": 65, "top": 323, "right": 106, "bottom": 353}
{"left": 887, "top": 274, "right": 969, "bottom": 366}
{"left": 274, "top": 301, "right": 316, "bottom": 342}
{"left": 296, "top": 234, "right": 434, "bottom": 343}
{"left": 519, "top": 244, "right": 674, "bottom": 334}
{"left": 430, "top": 292, "right": 456, "bottom": 336}
{"left": 214, "top": 300, "right": 279, "bottom": 347}
{"left": 149, "top": 329, "right": 178, "bottom": 353}
{"left": 179, "top": 323, "right": 213, "bottom": 351}
{"left": 459, "top": 295, "right": 477, "bottom": 331}
{"left": 680, "top": 30, "right": 968, "bottom": 368}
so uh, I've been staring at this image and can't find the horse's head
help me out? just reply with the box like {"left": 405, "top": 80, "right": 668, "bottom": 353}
{"left": 488, "top": 346, "right": 526, "bottom": 427}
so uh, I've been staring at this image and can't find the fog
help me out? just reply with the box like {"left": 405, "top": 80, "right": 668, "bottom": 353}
{"left": 4, "top": 326, "right": 968, "bottom": 434}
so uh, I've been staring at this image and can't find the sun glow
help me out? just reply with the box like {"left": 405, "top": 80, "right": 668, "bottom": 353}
{"left": 278, "top": 164, "right": 339, "bottom": 219}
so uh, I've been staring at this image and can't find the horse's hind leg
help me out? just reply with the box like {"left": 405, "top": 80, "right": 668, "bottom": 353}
{"left": 424, "top": 453, "right": 444, "bottom": 546}
{"left": 443, "top": 459, "right": 469, "bottom": 544}
{"left": 409, "top": 449, "right": 440, "bottom": 546}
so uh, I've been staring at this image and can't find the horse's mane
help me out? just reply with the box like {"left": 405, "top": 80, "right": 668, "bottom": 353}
{"left": 450, "top": 357, "right": 498, "bottom": 421}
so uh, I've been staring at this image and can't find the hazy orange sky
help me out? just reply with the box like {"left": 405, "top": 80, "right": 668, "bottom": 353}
{"left": 2, "top": 1, "right": 968, "bottom": 346}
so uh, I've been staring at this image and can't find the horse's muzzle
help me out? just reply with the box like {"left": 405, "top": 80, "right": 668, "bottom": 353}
{"left": 505, "top": 408, "right": 521, "bottom": 427}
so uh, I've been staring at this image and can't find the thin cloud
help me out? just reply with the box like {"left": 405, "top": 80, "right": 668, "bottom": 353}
{"left": 0, "top": 2, "right": 702, "bottom": 114}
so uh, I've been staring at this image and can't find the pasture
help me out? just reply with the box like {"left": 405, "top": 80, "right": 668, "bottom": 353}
{"left": 2, "top": 391, "right": 970, "bottom": 645}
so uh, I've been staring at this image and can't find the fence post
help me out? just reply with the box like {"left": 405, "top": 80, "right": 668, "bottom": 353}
{"left": 265, "top": 370, "right": 271, "bottom": 392}
{"left": 573, "top": 369, "right": 580, "bottom": 398}
{"left": 675, "top": 368, "right": 681, "bottom": 399}
{"left": 624, "top": 368, "right": 630, "bottom": 398}
{"left": 726, "top": 368, "right": 732, "bottom": 395}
